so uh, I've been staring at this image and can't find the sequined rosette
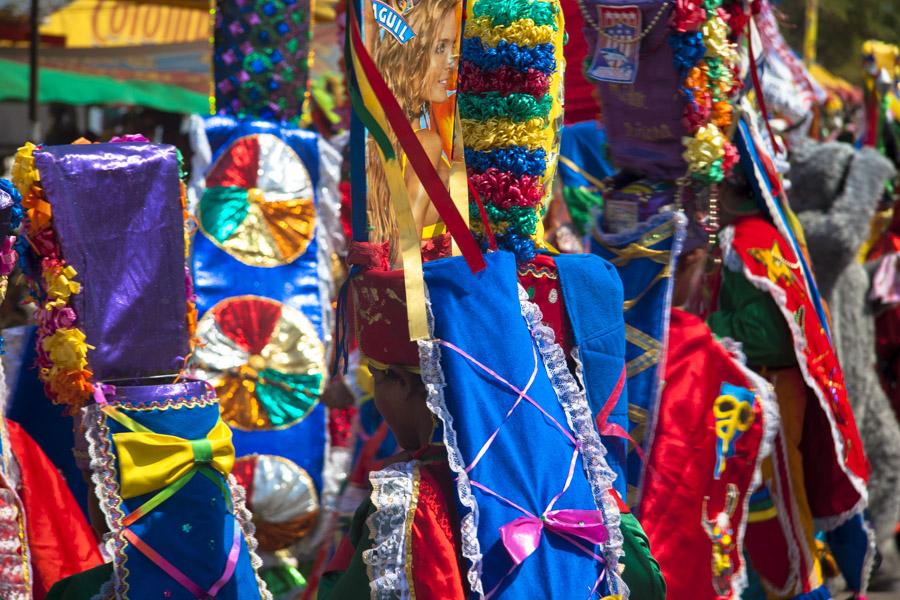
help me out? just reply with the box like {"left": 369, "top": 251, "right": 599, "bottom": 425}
{"left": 669, "top": 0, "right": 745, "bottom": 183}
{"left": 459, "top": 0, "right": 565, "bottom": 260}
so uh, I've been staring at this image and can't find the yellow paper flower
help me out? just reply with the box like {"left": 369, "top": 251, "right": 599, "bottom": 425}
{"left": 683, "top": 124, "right": 726, "bottom": 173}
{"left": 44, "top": 265, "right": 82, "bottom": 302}
{"left": 702, "top": 16, "right": 738, "bottom": 64}
{"left": 12, "top": 143, "right": 38, "bottom": 194}
{"left": 43, "top": 327, "right": 93, "bottom": 371}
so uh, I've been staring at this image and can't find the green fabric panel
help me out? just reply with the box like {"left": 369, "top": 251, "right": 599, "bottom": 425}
{"left": 318, "top": 500, "right": 376, "bottom": 600}
{"left": 256, "top": 369, "right": 322, "bottom": 427}
{"left": 562, "top": 185, "right": 603, "bottom": 236}
{"left": 199, "top": 187, "right": 249, "bottom": 245}
{"left": 0, "top": 58, "right": 208, "bottom": 114}
{"left": 619, "top": 512, "right": 667, "bottom": 600}
{"left": 708, "top": 267, "right": 797, "bottom": 368}
{"left": 45, "top": 562, "right": 113, "bottom": 600}
{"left": 260, "top": 563, "right": 307, "bottom": 597}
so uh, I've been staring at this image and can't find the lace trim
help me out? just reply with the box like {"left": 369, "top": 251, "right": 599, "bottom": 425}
{"left": 721, "top": 340, "right": 780, "bottom": 599}
{"left": 85, "top": 404, "right": 271, "bottom": 599}
{"left": 722, "top": 230, "right": 869, "bottom": 528}
{"left": 0, "top": 486, "right": 30, "bottom": 599}
{"left": 517, "top": 285, "right": 628, "bottom": 598}
{"left": 109, "top": 394, "right": 218, "bottom": 412}
{"left": 83, "top": 404, "right": 129, "bottom": 598}
{"left": 228, "top": 473, "right": 273, "bottom": 599}
{"left": 363, "top": 460, "right": 418, "bottom": 600}
{"left": 417, "top": 335, "right": 485, "bottom": 597}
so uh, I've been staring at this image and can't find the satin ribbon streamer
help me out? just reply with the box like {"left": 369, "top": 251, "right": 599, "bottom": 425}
{"left": 103, "top": 406, "right": 242, "bottom": 599}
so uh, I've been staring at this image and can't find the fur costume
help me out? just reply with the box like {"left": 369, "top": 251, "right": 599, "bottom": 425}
{"left": 790, "top": 140, "right": 900, "bottom": 562}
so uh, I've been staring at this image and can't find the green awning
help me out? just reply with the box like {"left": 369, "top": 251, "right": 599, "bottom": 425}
{"left": 0, "top": 58, "right": 208, "bottom": 114}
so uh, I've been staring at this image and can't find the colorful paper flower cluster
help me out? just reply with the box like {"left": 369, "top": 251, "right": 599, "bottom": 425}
{"left": 13, "top": 143, "right": 94, "bottom": 409}
{"left": 670, "top": 0, "right": 744, "bottom": 183}
{"left": 459, "top": 0, "right": 562, "bottom": 260}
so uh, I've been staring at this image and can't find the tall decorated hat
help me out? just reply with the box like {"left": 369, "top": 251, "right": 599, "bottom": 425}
{"left": 342, "top": 0, "right": 634, "bottom": 594}
{"left": 575, "top": 0, "right": 748, "bottom": 503}
{"left": 12, "top": 139, "right": 268, "bottom": 599}
{"left": 187, "top": 0, "right": 348, "bottom": 562}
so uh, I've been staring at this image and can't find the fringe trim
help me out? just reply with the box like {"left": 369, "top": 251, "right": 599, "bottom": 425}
{"left": 517, "top": 285, "right": 629, "bottom": 598}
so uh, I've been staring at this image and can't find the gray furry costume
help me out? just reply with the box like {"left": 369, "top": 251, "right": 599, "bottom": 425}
{"left": 790, "top": 140, "right": 900, "bottom": 575}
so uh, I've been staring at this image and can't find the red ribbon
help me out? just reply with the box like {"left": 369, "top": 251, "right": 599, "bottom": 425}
{"left": 348, "top": 5, "right": 486, "bottom": 273}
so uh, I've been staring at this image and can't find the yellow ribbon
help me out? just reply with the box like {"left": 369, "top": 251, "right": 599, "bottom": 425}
{"left": 108, "top": 409, "right": 235, "bottom": 500}
{"left": 349, "top": 31, "right": 429, "bottom": 340}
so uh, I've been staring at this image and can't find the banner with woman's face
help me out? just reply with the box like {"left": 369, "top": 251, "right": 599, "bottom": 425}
{"left": 363, "top": 0, "right": 464, "bottom": 250}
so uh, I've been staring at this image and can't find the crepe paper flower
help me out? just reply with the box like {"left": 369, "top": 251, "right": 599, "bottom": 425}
{"left": 683, "top": 124, "right": 726, "bottom": 174}
{"left": 722, "top": 141, "right": 739, "bottom": 172}
{"left": 11, "top": 143, "right": 38, "bottom": 193}
{"left": 672, "top": 0, "right": 706, "bottom": 32}
{"left": 31, "top": 228, "right": 59, "bottom": 258}
{"left": 48, "top": 367, "right": 94, "bottom": 410}
{"left": 670, "top": 32, "right": 707, "bottom": 77}
{"left": 702, "top": 16, "right": 738, "bottom": 64}
{"left": 40, "top": 306, "right": 77, "bottom": 332}
{"left": 712, "top": 100, "right": 733, "bottom": 128}
{"left": 42, "top": 327, "right": 93, "bottom": 372}
{"left": 45, "top": 265, "right": 81, "bottom": 302}
{"left": 0, "top": 237, "right": 17, "bottom": 276}
{"left": 720, "top": 3, "right": 749, "bottom": 35}
{"left": 684, "top": 65, "right": 709, "bottom": 91}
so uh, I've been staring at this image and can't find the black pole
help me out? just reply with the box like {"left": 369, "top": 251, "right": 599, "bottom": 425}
{"left": 28, "top": 0, "right": 39, "bottom": 137}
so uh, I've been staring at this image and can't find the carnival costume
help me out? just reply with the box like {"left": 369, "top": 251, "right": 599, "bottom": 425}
{"left": 319, "top": 0, "right": 669, "bottom": 592}
{"left": 789, "top": 139, "right": 900, "bottom": 582}
{"left": 12, "top": 139, "right": 268, "bottom": 599}
{"left": 709, "top": 113, "right": 871, "bottom": 599}
{"left": 185, "top": 4, "right": 348, "bottom": 589}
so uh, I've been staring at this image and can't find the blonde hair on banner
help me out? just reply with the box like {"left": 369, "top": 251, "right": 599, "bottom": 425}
{"left": 366, "top": 0, "right": 460, "bottom": 255}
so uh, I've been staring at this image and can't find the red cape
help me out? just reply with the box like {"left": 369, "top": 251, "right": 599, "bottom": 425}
{"left": 725, "top": 215, "right": 869, "bottom": 523}
{"left": 640, "top": 308, "right": 773, "bottom": 600}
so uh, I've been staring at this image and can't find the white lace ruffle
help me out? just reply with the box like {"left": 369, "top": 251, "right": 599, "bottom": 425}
{"left": 228, "top": 473, "right": 274, "bottom": 600}
{"left": 731, "top": 249, "right": 869, "bottom": 529}
{"left": 418, "top": 335, "right": 485, "bottom": 598}
{"left": 363, "top": 461, "right": 417, "bottom": 600}
{"left": 83, "top": 403, "right": 129, "bottom": 599}
{"left": 84, "top": 400, "right": 272, "bottom": 599}
{"left": 0, "top": 486, "right": 30, "bottom": 599}
{"left": 517, "top": 285, "right": 629, "bottom": 599}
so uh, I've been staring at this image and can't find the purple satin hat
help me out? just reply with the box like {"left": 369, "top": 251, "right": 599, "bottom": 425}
{"left": 34, "top": 142, "right": 190, "bottom": 381}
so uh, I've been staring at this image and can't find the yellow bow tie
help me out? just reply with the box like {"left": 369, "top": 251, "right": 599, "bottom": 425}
{"left": 111, "top": 417, "right": 235, "bottom": 500}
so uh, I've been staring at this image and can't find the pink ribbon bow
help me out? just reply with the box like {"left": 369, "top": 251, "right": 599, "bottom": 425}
{"left": 499, "top": 509, "right": 609, "bottom": 566}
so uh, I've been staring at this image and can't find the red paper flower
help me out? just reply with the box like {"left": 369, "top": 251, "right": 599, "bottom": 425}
{"left": 672, "top": 0, "right": 706, "bottom": 32}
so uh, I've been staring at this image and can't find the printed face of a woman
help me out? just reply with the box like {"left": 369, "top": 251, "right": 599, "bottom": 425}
{"left": 424, "top": 10, "right": 458, "bottom": 105}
